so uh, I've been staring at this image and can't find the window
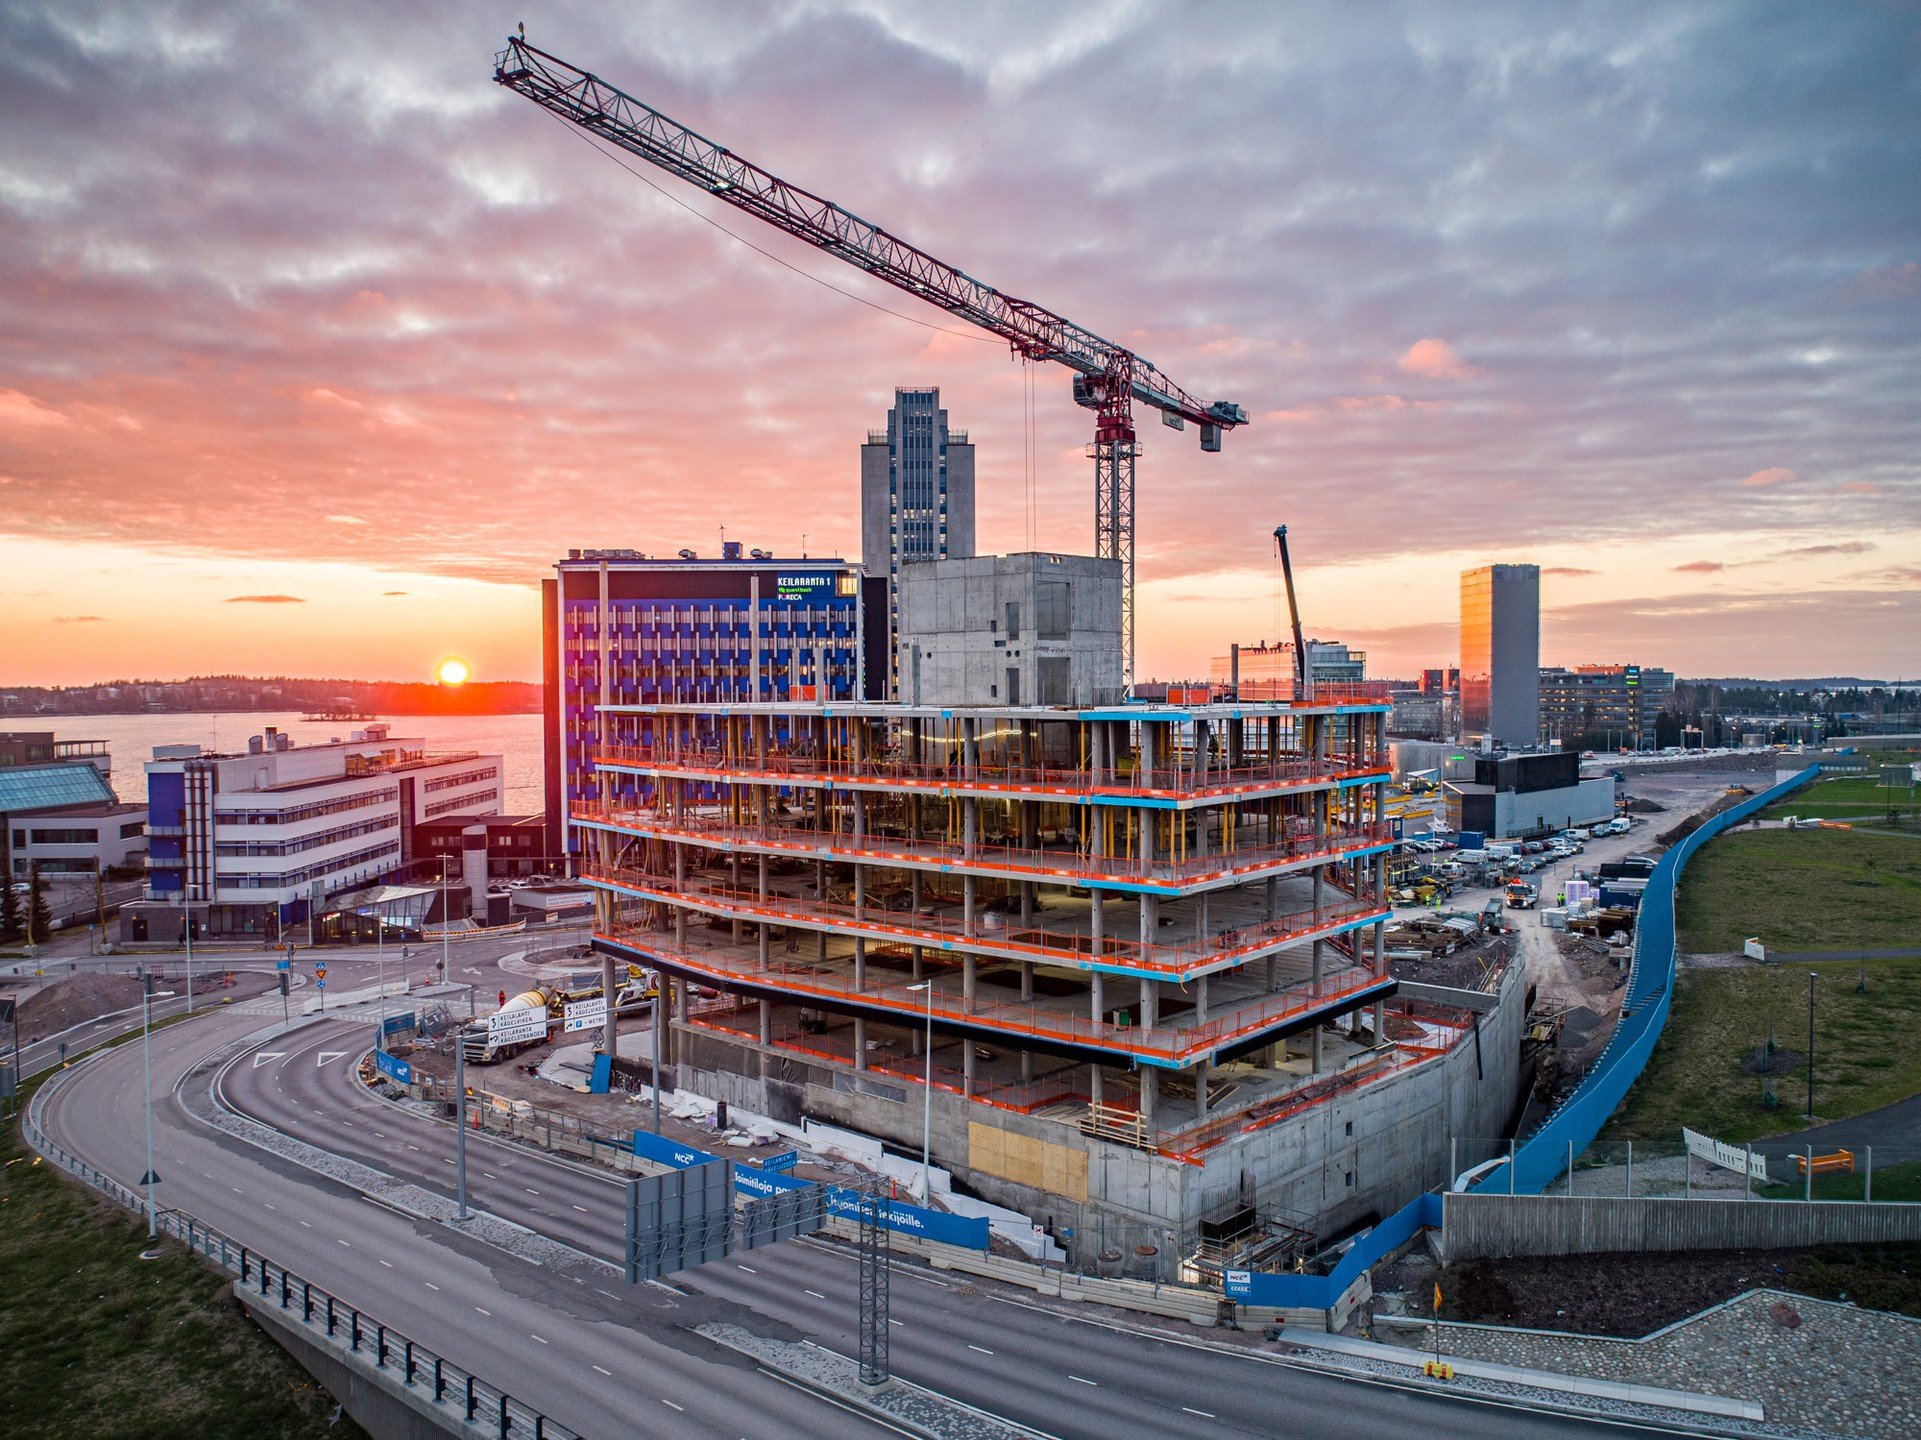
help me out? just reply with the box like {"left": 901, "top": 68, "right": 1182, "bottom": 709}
{"left": 120, "top": 821, "right": 145, "bottom": 839}
{"left": 30, "top": 827, "right": 97, "bottom": 845}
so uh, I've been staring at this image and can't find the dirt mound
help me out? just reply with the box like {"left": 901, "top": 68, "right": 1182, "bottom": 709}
{"left": 1624, "top": 796, "right": 1666, "bottom": 814}
{"left": 18, "top": 973, "right": 146, "bottom": 1044}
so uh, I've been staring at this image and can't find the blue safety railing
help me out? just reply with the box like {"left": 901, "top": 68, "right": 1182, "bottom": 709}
{"left": 1472, "top": 762, "right": 1823, "bottom": 1195}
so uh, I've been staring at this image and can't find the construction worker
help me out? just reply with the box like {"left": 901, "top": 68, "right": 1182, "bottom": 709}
{"left": 497, "top": 988, "right": 507, "bottom": 1009}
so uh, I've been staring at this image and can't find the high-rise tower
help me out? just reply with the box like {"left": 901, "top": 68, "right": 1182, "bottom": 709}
{"left": 1460, "top": 564, "right": 1540, "bottom": 747}
{"left": 861, "top": 387, "right": 976, "bottom": 678}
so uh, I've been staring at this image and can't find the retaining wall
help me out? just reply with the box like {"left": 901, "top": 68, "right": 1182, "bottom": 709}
{"left": 1443, "top": 1192, "right": 1921, "bottom": 1261}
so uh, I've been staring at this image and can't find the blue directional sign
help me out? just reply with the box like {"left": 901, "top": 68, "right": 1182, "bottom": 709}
{"left": 275, "top": 958, "right": 291, "bottom": 971}
{"left": 760, "top": 1149, "right": 799, "bottom": 1173}
{"left": 374, "top": 1049, "right": 413, "bottom": 1086}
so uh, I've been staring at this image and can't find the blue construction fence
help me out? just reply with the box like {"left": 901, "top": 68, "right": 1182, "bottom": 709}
{"left": 1472, "top": 761, "right": 1823, "bottom": 1195}
{"left": 633, "top": 1129, "right": 991, "bottom": 1250}
{"left": 1224, "top": 1192, "right": 1443, "bottom": 1309}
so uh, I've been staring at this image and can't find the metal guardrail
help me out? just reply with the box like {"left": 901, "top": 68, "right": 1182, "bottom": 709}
{"left": 23, "top": 1063, "right": 583, "bottom": 1440}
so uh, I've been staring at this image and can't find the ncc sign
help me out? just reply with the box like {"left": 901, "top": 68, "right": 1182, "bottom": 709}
{"left": 374, "top": 1049, "right": 413, "bottom": 1086}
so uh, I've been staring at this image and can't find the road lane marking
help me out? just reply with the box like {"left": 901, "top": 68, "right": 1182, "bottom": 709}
{"left": 572, "top": 1205, "right": 589, "bottom": 1213}
{"left": 661, "top": 1400, "right": 684, "bottom": 1413}
{"left": 425, "top": 1283, "right": 440, "bottom": 1291}
{"left": 299, "top": 1221, "right": 312, "bottom": 1229}
{"left": 967, "top": 1344, "right": 993, "bottom": 1355}
{"left": 595, "top": 1289, "right": 618, "bottom": 1300}
{"left": 476, "top": 1307, "right": 491, "bottom": 1316}
{"left": 804, "top": 1289, "right": 826, "bottom": 1299}
{"left": 379, "top": 1260, "right": 394, "bottom": 1269}
{"left": 1182, "top": 1407, "right": 1215, "bottom": 1418}
{"left": 592, "top": 1365, "right": 612, "bottom": 1376}
{"left": 231, "top": 1187, "right": 244, "bottom": 1195}
{"left": 1070, "top": 1375, "right": 1097, "bottom": 1386}
{"left": 263, "top": 1203, "right": 275, "bottom": 1211}
{"left": 338, "top": 1239, "right": 351, "bottom": 1247}
{"left": 736, "top": 1264, "right": 757, "bottom": 1274}
{"left": 525, "top": 1187, "right": 540, "bottom": 1196}
{"left": 317, "top": 1051, "right": 347, "bottom": 1066}
{"left": 530, "top": 1334, "right": 548, "bottom": 1344}
{"left": 484, "top": 1172, "right": 497, "bottom": 1180}
{"left": 887, "top": 1318, "right": 903, "bottom": 1327}
{"left": 252, "top": 1052, "right": 285, "bottom": 1068}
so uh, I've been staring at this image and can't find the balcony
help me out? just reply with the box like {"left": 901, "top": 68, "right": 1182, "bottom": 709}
{"left": 581, "top": 861, "right": 1387, "bottom": 982}
{"left": 592, "top": 743, "right": 1387, "bottom": 806}
{"left": 573, "top": 802, "right": 1395, "bottom": 895}
{"left": 595, "top": 923, "right": 1390, "bottom": 1069}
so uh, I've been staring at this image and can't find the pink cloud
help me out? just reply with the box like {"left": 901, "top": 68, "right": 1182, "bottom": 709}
{"left": 1741, "top": 466, "right": 1796, "bottom": 488}
{"left": 1672, "top": 560, "right": 1724, "bottom": 573}
{"left": 0, "top": 387, "right": 73, "bottom": 431}
{"left": 1396, "top": 338, "right": 1477, "bottom": 380}
{"left": 1840, "top": 481, "right": 1880, "bottom": 495}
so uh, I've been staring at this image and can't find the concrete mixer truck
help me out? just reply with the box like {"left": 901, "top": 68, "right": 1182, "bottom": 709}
{"left": 457, "top": 974, "right": 656, "bottom": 1064}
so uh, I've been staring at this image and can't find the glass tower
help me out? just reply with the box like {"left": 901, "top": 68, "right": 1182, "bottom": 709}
{"left": 1460, "top": 564, "right": 1540, "bottom": 746}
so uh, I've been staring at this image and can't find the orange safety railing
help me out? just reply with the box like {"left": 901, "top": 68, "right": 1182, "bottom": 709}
{"left": 572, "top": 802, "right": 1395, "bottom": 890}
{"left": 592, "top": 924, "right": 1386, "bottom": 1067}
{"left": 582, "top": 863, "right": 1387, "bottom": 980}
{"left": 592, "top": 743, "right": 1387, "bottom": 802}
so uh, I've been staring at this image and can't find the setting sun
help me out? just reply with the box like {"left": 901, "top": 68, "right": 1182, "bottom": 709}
{"left": 435, "top": 656, "right": 471, "bottom": 686}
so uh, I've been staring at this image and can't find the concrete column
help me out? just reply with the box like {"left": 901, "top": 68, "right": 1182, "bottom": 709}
{"left": 758, "top": 998, "right": 771, "bottom": 1045}
{"left": 1312, "top": 1016, "right": 1323, "bottom": 1074}
{"left": 854, "top": 1017, "right": 867, "bottom": 1070}
{"left": 1020, "top": 961, "right": 1033, "bottom": 1001}
{"left": 1195, "top": 1068, "right": 1209, "bottom": 1120}
{"left": 1373, "top": 997, "right": 1386, "bottom": 1048}
{"left": 674, "top": 845, "right": 687, "bottom": 946}
{"left": 1090, "top": 1064, "right": 1104, "bottom": 1107}
{"left": 1196, "top": 973, "right": 1208, "bottom": 1022}
{"left": 963, "top": 874, "right": 976, "bottom": 937}
{"left": 1140, "top": 893, "right": 1158, "bottom": 948}
{"left": 963, "top": 1040, "right": 975, "bottom": 1098}
{"left": 963, "top": 956, "right": 977, "bottom": 1010}
{"left": 1089, "top": 888, "right": 1104, "bottom": 955}
{"left": 1091, "top": 972, "right": 1106, "bottom": 1023}
{"left": 1020, "top": 1050, "right": 1033, "bottom": 1083}
{"left": 1140, "top": 1068, "right": 1158, "bottom": 1130}
{"left": 1139, "top": 976, "right": 1158, "bottom": 1028}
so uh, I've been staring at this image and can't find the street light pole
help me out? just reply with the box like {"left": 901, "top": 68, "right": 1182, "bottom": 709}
{"left": 439, "top": 856, "right": 453, "bottom": 994}
{"left": 376, "top": 904, "right": 387, "bottom": 1051}
{"left": 182, "top": 905, "right": 194, "bottom": 1018}
{"left": 141, "top": 972, "right": 159, "bottom": 1237}
{"left": 455, "top": 1029, "right": 470, "bottom": 1221}
{"left": 909, "top": 981, "right": 934, "bottom": 1200}
{"left": 1806, "top": 971, "right": 1818, "bottom": 1121}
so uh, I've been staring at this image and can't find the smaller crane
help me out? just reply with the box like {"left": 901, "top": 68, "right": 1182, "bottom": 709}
{"left": 1273, "top": 525, "right": 1311, "bottom": 702}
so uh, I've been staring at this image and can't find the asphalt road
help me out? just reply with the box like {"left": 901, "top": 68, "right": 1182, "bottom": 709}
{"left": 177, "top": 1011, "right": 1643, "bottom": 1440}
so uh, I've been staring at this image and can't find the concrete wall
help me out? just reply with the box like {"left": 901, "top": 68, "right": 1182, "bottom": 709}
{"left": 237, "top": 1285, "right": 480, "bottom": 1440}
{"left": 1443, "top": 1192, "right": 1921, "bottom": 1261}
{"left": 896, "top": 552, "right": 1122, "bottom": 707}
{"left": 673, "top": 960, "right": 1527, "bottom": 1262}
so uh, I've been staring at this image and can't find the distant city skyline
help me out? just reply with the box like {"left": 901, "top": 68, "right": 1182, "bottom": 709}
{"left": 1, "top": 3, "right": 1915, "bottom": 685}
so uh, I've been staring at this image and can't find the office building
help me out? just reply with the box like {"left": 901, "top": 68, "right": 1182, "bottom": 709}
{"left": 1442, "top": 751, "right": 1614, "bottom": 839}
{"left": 861, "top": 387, "right": 977, "bottom": 669}
{"left": 134, "top": 724, "right": 502, "bottom": 939}
{"left": 896, "top": 552, "right": 1121, "bottom": 707}
{"left": 542, "top": 545, "right": 888, "bottom": 865}
{"left": 414, "top": 812, "right": 548, "bottom": 879}
{"left": 1, "top": 734, "right": 146, "bottom": 882}
{"left": 1539, "top": 664, "right": 1677, "bottom": 750}
{"left": 1460, "top": 565, "right": 1540, "bottom": 746}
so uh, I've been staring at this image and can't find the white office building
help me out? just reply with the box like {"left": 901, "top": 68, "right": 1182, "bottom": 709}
{"left": 133, "top": 724, "right": 502, "bottom": 939}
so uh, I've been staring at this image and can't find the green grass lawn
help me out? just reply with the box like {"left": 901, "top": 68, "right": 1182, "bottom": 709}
{"left": 1765, "top": 763, "right": 1921, "bottom": 823}
{"left": 2, "top": 1074, "right": 366, "bottom": 1439}
{"left": 1607, "top": 957, "right": 1921, "bottom": 1143}
{"left": 1676, "top": 827, "right": 1921, "bottom": 953}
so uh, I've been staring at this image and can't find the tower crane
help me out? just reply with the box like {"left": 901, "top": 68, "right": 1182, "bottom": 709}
{"left": 493, "top": 36, "right": 1248, "bottom": 686}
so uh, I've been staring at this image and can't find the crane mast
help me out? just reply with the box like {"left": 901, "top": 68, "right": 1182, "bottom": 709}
{"left": 494, "top": 36, "right": 1247, "bottom": 685}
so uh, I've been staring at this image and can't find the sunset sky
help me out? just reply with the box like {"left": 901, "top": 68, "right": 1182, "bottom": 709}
{"left": 2, "top": 2, "right": 1916, "bottom": 686}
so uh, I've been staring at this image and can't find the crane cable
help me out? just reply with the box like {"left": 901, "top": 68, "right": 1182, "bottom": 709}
{"left": 547, "top": 110, "right": 1000, "bottom": 346}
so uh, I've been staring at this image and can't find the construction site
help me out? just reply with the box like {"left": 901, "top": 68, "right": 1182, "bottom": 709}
{"left": 492, "top": 37, "right": 1531, "bottom": 1272}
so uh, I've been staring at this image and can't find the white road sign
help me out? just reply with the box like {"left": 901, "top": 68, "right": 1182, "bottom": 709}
{"left": 562, "top": 996, "right": 607, "bottom": 1033}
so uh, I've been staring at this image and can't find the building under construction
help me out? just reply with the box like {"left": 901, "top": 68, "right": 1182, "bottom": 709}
{"left": 578, "top": 689, "right": 1525, "bottom": 1260}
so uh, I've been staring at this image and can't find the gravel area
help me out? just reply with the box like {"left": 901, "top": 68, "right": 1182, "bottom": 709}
{"left": 697, "top": 1322, "right": 1035, "bottom": 1439}
{"left": 1421, "top": 1289, "right": 1921, "bottom": 1439}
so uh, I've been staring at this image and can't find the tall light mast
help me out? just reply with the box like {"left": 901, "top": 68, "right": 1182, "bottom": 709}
{"left": 494, "top": 37, "right": 1247, "bottom": 685}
